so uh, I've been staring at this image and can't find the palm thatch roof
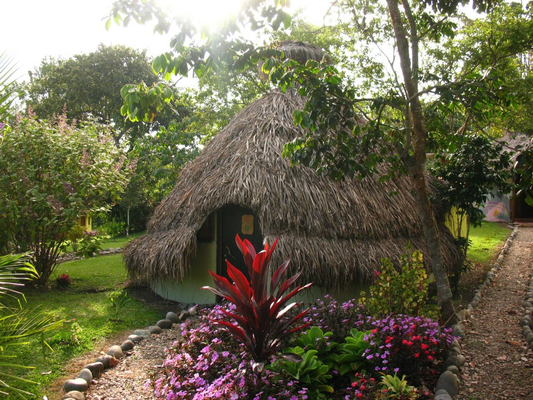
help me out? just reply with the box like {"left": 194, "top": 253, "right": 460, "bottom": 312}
{"left": 124, "top": 88, "right": 462, "bottom": 289}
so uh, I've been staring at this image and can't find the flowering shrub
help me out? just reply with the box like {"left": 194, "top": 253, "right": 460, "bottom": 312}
{"left": 361, "top": 314, "right": 454, "bottom": 388}
{"left": 360, "top": 249, "right": 439, "bottom": 318}
{"left": 55, "top": 273, "right": 71, "bottom": 289}
{"left": 302, "top": 295, "right": 366, "bottom": 342}
{"left": 151, "top": 304, "right": 311, "bottom": 399}
{"left": 151, "top": 298, "right": 454, "bottom": 399}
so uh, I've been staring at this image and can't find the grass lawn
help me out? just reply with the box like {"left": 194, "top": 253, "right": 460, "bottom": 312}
{"left": 4, "top": 251, "right": 162, "bottom": 398}
{"left": 467, "top": 221, "right": 513, "bottom": 264}
{"left": 455, "top": 221, "right": 513, "bottom": 306}
{"left": 99, "top": 231, "right": 144, "bottom": 250}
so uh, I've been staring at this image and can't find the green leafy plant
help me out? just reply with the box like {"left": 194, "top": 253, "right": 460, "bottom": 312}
{"left": 102, "top": 218, "right": 126, "bottom": 240}
{"left": 360, "top": 249, "right": 437, "bottom": 318}
{"left": 295, "top": 326, "right": 337, "bottom": 362}
{"left": 76, "top": 231, "right": 102, "bottom": 258}
{"left": 202, "top": 234, "right": 312, "bottom": 365}
{"left": 47, "top": 321, "right": 83, "bottom": 348}
{"left": 65, "top": 224, "right": 85, "bottom": 253}
{"left": 273, "top": 346, "right": 334, "bottom": 398}
{"left": 335, "top": 328, "right": 374, "bottom": 376}
{"left": 375, "top": 374, "right": 418, "bottom": 400}
{"left": 109, "top": 290, "right": 132, "bottom": 320}
{"left": 0, "top": 254, "right": 63, "bottom": 398}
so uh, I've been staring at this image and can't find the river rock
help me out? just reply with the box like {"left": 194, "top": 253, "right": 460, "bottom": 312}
{"left": 444, "top": 354, "right": 466, "bottom": 369}
{"left": 107, "top": 345, "right": 124, "bottom": 359}
{"left": 96, "top": 355, "right": 114, "bottom": 369}
{"left": 156, "top": 319, "right": 173, "bottom": 329}
{"left": 149, "top": 325, "right": 163, "bottom": 334}
{"left": 63, "top": 378, "right": 88, "bottom": 393}
{"left": 127, "top": 334, "right": 144, "bottom": 343}
{"left": 62, "top": 391, "right": 85, "bottom": 400}
{"left": 446, "top": 365, "right": 460, "bottom": 374}
{"left": 85, "top": 362, "right": 104, "bottom": 379}
{"left": 133, "top": 329, "right": 151, "bottom": 338}
{"left": 435, "top": 371, "right": 460, "bottom": 396}
{"left": 452, "top": 323, "right": 465, "bottom": 339}
{"left": 166, "top": 311, "right": 179, "bottom": 323}
{"left": 121, "top": 340, "right": 135, "bottom": 351}
{"left": 77, "top": 368, "right": 92, "bottom": 385}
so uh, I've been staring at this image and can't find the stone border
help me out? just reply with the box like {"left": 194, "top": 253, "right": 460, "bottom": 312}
{"left": 522, "top": 255, "right": 533, "bottom": 350}
{"left": 60, "top": 305, "right": 199, "bottom": 400}
{"left": 432, "top": 226, "right": 519, "bottom": 400}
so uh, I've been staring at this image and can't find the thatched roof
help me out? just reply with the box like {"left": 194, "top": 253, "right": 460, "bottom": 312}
{"left": 124, "top": 89, "right": 462, "bottom": 289}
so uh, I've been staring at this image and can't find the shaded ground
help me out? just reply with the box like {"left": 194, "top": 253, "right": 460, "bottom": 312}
{"left": 456, "top": 226, "right": 533, "bottom": 400}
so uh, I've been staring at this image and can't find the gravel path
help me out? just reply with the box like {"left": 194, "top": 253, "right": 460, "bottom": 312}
{"left": 456, "top": 226, "right": 533, "bottom": 400}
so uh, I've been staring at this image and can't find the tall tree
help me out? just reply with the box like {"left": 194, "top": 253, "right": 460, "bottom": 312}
{"left": 20, "top": 44, "right": 162, "bottom": 148}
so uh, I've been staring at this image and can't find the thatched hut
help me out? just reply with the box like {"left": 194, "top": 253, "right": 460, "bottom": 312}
{"left": 124, "top": 42, "right": 462, "bottom": 304}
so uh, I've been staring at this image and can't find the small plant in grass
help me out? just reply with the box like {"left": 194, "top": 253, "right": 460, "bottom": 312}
{"left": 0, "top": 254, "right": 63, "bottom": 398}
{"left": 108, "top": 290, "right": 132, "bottom": 320}
{"left": 202, "top": 234, "right": 312, "bottom": 367}
{"left": 360, "top": 249, "right": 438, "bottom": 318}
{"left": 55, "top": 273, "right": 71, "bottom": 289}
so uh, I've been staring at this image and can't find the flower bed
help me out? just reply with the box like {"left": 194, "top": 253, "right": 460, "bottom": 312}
{"left": 150, "top": 298, "right": 454, "bottom": 399}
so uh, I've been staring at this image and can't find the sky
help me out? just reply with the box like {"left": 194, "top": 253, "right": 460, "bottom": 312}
{"left": 1, "top": 0, "right": 331, "bottom": 83}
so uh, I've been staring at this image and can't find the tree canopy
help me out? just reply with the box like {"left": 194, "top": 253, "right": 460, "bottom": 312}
{"left": 20, "top": 44, "right": 163, "bottom": 148}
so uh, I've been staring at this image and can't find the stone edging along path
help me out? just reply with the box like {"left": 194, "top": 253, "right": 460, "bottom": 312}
{"left": 59, "top": 229, "right": 526, "bottom": 400}
{"left": 61, "top": 305, "right": 199, "bottom": 400}
{"left": 432, "top": 226, "right": 530, "bottom": 400}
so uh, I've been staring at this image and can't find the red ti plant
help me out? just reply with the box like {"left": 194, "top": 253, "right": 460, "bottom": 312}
{"left": 202, "top": 235, "right": 312, "bottom": 365}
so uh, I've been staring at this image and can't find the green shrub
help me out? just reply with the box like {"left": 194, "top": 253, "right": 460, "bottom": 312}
{"left": 76, "top": 231, "right": 102, "bottom": 258}
{"left": 360, "top": 249, "right": 438, "bottom": 318}
{"left": 335, "top": 328, "right": 374, "bottom": 376}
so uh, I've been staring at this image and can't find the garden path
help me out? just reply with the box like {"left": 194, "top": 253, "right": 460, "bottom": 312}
{"left": 456, "top": 225, "right": 533, "bottom": 400}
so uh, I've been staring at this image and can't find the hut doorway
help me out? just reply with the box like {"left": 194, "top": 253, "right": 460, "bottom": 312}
{"left": 217, "top": 205, "right": 263, "bottom": 282}
{"left": 512, "top": 171, "right": 533, "bottom": 222}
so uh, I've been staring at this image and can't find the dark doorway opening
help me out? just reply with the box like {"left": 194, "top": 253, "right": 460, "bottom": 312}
{"left": 217, "top": 205, "right": 263, "bottom": 284}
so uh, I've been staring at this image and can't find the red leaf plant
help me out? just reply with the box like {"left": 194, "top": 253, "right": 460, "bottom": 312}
{"left": 202, "top": 235, "right": 312, "bottom": 366}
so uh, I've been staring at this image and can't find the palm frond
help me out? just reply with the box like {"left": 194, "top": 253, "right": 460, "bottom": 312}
{"left": 0, "top": 51, "right": 18, "bottom": 120}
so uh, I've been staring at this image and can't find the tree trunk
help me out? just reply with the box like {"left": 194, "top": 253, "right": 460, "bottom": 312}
{"left": 387, "top": 0, "right": 457, "bottom": 325}
{"left": 127, "top": 206, "right": 130, "bottom": 237}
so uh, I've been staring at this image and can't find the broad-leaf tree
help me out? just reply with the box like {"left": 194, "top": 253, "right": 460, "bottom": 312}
{"left": 0, "top": 115, "right": 130, "bottom": 285}
{"left": 20, "top": 44, "right": 163, "bottom": 148}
